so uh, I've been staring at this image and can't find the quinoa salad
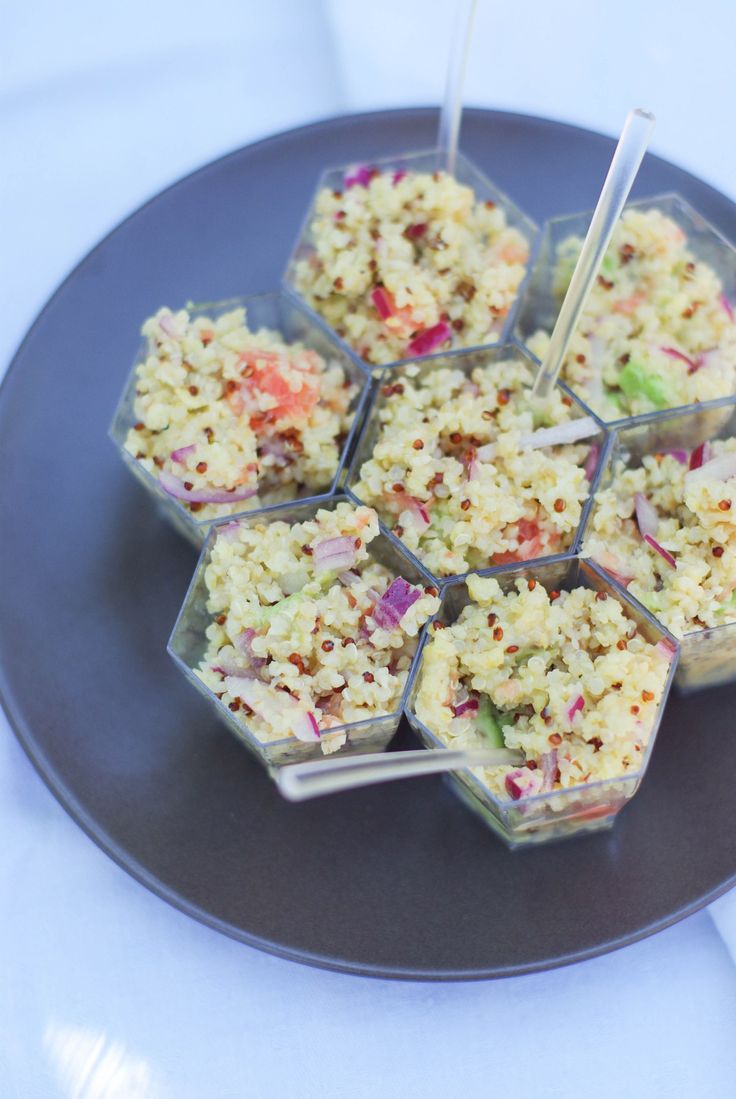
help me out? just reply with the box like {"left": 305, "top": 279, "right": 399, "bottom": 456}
{"left": 124, "top": 306, "right": 358, "bottom": 522}
{"left": 414, "top": 574, "right": 672, "bottom": 802}
{"left": 291, "top": 166, "right": 531, "bottom": 366}
{"left": 526, "top": 207, "right": 736, "bottom": 420}
{"left": 352, "top": 358, "right": 598, "bottom": 577}
{"left": 195, "top": 502, "right": 440, "bottom": 749}
{"left": 586, "top": 439, "right": 736, "bottom": 638}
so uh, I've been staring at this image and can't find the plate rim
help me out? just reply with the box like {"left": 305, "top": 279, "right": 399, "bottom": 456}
{"left": 2, "top": 106, "right": 736, "bottom": 981}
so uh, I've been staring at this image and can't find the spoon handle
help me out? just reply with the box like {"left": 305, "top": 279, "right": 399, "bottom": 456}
{"left": 532, "top": 108, "right": 655, "bottom": 399}
{"left": 437, "top": 0, "right": 478, "bottom": 175}
{"left": 274, "top": 747, "right": 523, "bottom": 802}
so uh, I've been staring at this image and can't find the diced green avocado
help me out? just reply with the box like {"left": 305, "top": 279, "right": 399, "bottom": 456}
{"left": 252, "top": 572, "right": 339, "bottom": 628}
{"left": 601, "top": 253, "right": 617, "bottom": 276}
{"left": 514, "top": 647, "right": 548, "bottom": 663}
{"left": 618, "top": 360, "right": 669, "bottom": 409}
{"left": 715, "top": 591, "right": 736, "bottom": 616}
{"left": 252, "top": 590, "right": 308, "bottom": 628}
{"left": 476, "top": 696, "right": 506, "bottom": 748}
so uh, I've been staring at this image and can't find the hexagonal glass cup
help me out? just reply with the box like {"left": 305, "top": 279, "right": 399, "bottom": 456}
{"left": 109, "top": 290, "right": 371, "bottom": 547}
{"left": 283, "top": 148, "right": 538, "bottom": 371}
{"left": 584, "top": 396, "right": 736, "bottom": 692}
{"left": 346, "top": 341, "right": 609, "bottom": 586}
{"left": 404, "top": 558, "right": 679, "bottom": 848}
{"left": 168, "top": 495, "right": 438, "bottom": 772}
{"left": 515, "top": 193, "right": 736, "bottom": 425}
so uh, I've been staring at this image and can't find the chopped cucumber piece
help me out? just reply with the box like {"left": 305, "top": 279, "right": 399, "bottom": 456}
{"left": 618, "top": 360, "right": 669, "bottom": 409}
{"left": 476, "top": 696, "right": 506, "bottom": 748}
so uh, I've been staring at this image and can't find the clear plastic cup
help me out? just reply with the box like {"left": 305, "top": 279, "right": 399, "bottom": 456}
{"left": 109, "top": 290, "right": 371, "bottom": 546}
{"left": 283, "top": 148, "right": 538, "bottom": 371}
{"left": 168, "top": 495, "right": 439, "bottom": 770}
{"left": 584, "top": 396, "right": 736, "bottom": 691}
{"left": 346, "top": 341, "right": 608, "bottom": 585}
{"left": 404, "top": 557, "right": 678, "bottom": 847}
{"left": 515, "top": 193, "right": 736, "bottom": 425}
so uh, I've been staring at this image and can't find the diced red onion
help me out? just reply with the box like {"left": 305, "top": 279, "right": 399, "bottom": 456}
{"left": 655, "top": 637, "right": 677, "bottom": 661}
{"left": 159, "top": 470, "right": 259, "bottom": 505}
{"left": 405, "top": 223, "right": 428, "bottom": 240}
{"left": 406, "top": 321, "right": 451, "bottom": 358}
{"left": 541, "top": 749, "right": 558, "bottom": 793}
{"left": 399, "top": 495, "right": 431, "bottom": 530}
{"left": 216, "top": 521, "right": 242, "bottom": 542}
{"left": 222, "top": 675, "right": 263, "bottom": 712}
{"left": 643, "top": 533, "right": 677, "bottom": 569}
{"left": 159, "top": 312, "right": 182, "bottom": 339}
{"left": 566, "top": 695, "right": 585, "bottom": 723}
{"left": 292, "top": 711, "right": 321, "bottom": 742}
{"left": 171, "top": 444, "right": 196, "bottom": 464}
{"left": 634, "top": 492, "right": 659, "bottom": 539}
{"left": 338, "top": 570, "right": 361, "bottom": 586}
{"left": 518, "top": 416, "right": 598, "bottom": 451}
{"left": 583, "top": 444, "right": 599, "bottom": 481}
{"left": 660, "top": 346, "right": 700, "bottom": 372}
{"left": 371, "top": 286, "right": 394, "bottom": 320}
{"left": 689, "top": 442, "right": 712, "bottom": 470}
{"left": 371, "top": 577, "right": 422, "bottom": 630}
{"left": 696, "top": 348, "right": 722, "bottom": 373}
{"left": 258, "top": 437, "right": 291, "bottom": 467}
{"left": 685, "top": 451, "right": 736, "bottom": 485}
{"left": 392, "top": 169, "right": 407, "bottom": 185}
{"left": 452, "top": 697, "right": 480, "bottom": 718}
{"left": 212, "top": 661, "right": 256, "bottom": 679}
{"left": 345, "top": 164, "right": 374, "bottom": 188}
{"left": 505, "top": 768, "right": 544, "bottom": 801}
{"left": 235, "top": 628, "right": 267, "bottom": 672}
{"left": 312, "top": 535, "right": 358, "bottom": 575}
{"left": 661, "top": 449, "right": 688, "bottom": 465}
{"left": 721, "top": 294, "right": 734, "bottom": 321}
{"left": 591, "top": 550, "right": 633, "bottom": 588}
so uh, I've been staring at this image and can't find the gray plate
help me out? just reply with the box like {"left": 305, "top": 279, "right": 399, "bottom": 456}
{"left": 1, "top": 108, "right": 735, "bottom": 980}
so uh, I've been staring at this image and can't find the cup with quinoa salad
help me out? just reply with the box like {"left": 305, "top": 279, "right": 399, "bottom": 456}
{"left": 284, "top": 149, "right": 537, "bottom": 369}
{"left": 168, "top": 497, "right": 441, "bottom": 768}
{"left": 347, "top": 344, "right": 607, "bottom": 582}
{"left": 405, "top": 559, "right": 678, "bottom": 846}
{"left": 584, "top": 397, "right": 736, "bottom": 691}
{"left": 110, "top": 291, "right": 369, "bottom": 545}
{"left": 516, "top": 195, "right": 736, "bottom": 423}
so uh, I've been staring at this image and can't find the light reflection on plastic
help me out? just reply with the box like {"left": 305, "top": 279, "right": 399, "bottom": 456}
{"left": 43, "top": 1021, "right": 167, "bottom": 1099}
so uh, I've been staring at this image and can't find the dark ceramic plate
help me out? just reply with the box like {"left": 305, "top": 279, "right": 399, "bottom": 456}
{"left": 1, "top": 109, "right": 735, "bottom": 980}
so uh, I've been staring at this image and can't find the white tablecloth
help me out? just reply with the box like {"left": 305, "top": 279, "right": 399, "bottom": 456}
{"left": 3, "top": 2, "right": 736, "bottom": 1094}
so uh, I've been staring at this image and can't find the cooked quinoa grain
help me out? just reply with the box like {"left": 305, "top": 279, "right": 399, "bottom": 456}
{"left": 196, "top": 503, "right": 440, "bottom": 747}
{"left": 292, "top": 169, "right": 530, "bottom": 365}
{"left": 353, "top": 358, "right": 597, "bottom": 576}
{"left": 124, "top": 306, "right": 358, "bottom": 522}
{"left": 414, "top": 575, "right": 670, "bottom": 800}
{"left": 586, "top": 440, "right": 736, "bottom": 636}
{"left": 527, "top": 208, "right": 736, "bottom": 420}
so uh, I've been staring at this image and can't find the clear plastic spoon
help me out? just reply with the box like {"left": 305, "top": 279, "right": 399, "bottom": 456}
{"left": 437, "top": 0, "right": 479, "bottom": 175}
{"left": 274, "top": 746, "right": 523, "bottom": 802}
{"left": 531, "top": 108, "right": 656, "bottom": 400}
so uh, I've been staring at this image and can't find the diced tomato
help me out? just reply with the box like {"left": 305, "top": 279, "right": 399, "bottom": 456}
{"left": 237, "top": 349, "right": 319, "bottom": 423}
{"left": 497, "top": 242, "right": 528, "bottom": 264}
{"left": 227, "top": 388, "right": 246, "bottom": 416}
{"left": 492, "top": 519, "right": 553, "bottom": 565}
{"left": 569, "top": 802, "right": 617, "bottom": 822}
{"left": 612, "top": 291, "right": 646, "bottom": 315}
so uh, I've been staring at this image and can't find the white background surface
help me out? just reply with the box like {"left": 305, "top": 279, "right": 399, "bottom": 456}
{"left": 2, "top": 1, "right": 736, "bottom": 1094}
